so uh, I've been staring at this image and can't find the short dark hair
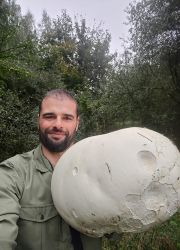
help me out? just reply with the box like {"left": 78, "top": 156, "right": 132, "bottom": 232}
{"left": 39, "top": 89, "right": 79, "bottom": 117}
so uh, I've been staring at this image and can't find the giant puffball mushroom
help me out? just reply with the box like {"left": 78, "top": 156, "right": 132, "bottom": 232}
{"left": 51, "top": 127, "right": 180, "bottom": 237}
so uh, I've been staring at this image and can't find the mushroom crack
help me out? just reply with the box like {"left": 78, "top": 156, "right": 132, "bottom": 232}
{"left": 137, "top": 132, "right": 152, "bottom": 142}
{"left": 105, "top": 162, "right": 112, "bottom": 180}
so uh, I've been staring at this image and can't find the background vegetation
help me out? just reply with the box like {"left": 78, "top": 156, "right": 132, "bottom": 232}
{"left": 0, "top": 0, "right": 179, "bottom": 248}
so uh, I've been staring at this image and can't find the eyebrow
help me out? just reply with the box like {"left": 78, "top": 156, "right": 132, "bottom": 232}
{"left": 42, "top": 112, "right": 55, "bottom": 117}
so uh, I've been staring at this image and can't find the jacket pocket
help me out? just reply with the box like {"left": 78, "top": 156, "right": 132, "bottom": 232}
{"left": 16, "top": 205, "right": 73, "bottom": 250}
{"left": 16, "top": 205, "right": 58, "bottom": 250}
{"left": 19, "top": 204, "right": 58, "bottom": 222}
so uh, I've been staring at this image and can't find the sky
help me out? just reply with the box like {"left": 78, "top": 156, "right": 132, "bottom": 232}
{"left": 16, "top": 0, "right": 133, "bottom": 53}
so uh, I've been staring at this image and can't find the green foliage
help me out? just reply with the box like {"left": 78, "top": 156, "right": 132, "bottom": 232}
{"left": 0, "top": 85, "right": 38, "bottom": 161}
{"left": 38, "top": 10, "right": 114, "bottom": 93}
{"left": 121, "top": 0, "right": 180, "bottom": 146}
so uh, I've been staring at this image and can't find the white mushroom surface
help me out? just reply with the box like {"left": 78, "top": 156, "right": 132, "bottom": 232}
{"left": 51, "top": 127, "right": 180, "bottom": 237}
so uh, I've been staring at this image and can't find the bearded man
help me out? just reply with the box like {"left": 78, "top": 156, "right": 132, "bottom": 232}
{"left": 0, "top": 89, "right": 102, "bottom": 250}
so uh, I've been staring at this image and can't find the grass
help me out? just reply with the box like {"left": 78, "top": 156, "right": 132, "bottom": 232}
{"left": 102, "top": 210, "right": 180, "bottom": 250}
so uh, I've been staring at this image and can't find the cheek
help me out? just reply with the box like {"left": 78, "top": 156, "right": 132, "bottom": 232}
{"left": 39, "top": 121, "right": 51, "bottom": 130}
{"left": 67, "top": 124, "right": 77, "bottom": 134}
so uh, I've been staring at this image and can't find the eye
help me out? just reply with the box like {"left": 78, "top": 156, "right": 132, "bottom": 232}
{"left": 63, "top": 115, "right": 73, "bottom": 121}
{"left": 43, "top": 114, "right": 56, "bottom": 120}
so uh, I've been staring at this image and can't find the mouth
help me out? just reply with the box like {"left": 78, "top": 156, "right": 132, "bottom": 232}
{"left": 49, "top": 132, "right": 66, "bottom": 140}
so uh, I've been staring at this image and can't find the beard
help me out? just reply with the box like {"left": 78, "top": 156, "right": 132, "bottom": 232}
{"left": 39, "top": 127, "right": 76, "bottom": 153}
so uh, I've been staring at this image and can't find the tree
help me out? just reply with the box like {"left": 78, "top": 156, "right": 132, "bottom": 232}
{"left": 39, "top": 10, "right": 115, "bottom": 93}
{"left": 126, "top": 0, "right": 180, "bottom": 145}
{"left": 0, "top": 0, "right": 39, "bottom": 91}
{"left": 74, "top": 18, "right": 114, "bottom": 93}
{"left": 127, "top": 0, "right": 180, "bottom": 94}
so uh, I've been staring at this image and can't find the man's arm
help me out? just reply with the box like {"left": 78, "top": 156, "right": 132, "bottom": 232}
{"left": 0, "top": 163, "right": 22, "bottom": 250}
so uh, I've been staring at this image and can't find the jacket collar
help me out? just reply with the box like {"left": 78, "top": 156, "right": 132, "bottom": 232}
{"left": 34, "top": 145, "right": 54, "bottom": 173}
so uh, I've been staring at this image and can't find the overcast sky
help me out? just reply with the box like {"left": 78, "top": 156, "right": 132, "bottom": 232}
{"left": 16, "top": 0, "right": 133, "bottom": 53}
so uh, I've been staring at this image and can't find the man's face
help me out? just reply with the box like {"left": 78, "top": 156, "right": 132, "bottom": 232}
{"left": 38, "top": 96, "right": 79, "bottom": 153}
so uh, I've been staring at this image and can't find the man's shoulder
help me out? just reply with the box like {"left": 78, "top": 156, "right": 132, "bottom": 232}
{"left": 0, "top": 147, "right": 38, "bottom": 170}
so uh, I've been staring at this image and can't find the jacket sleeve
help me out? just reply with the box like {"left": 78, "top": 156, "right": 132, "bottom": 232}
{"left": 0, "top": 162, "right": 22, "bottom": 250}
{"left": 80, "top": 234, "right": 102, "bottom": 250}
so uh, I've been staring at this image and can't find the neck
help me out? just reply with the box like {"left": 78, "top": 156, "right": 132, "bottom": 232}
{"left": 41, "top": 145, "right": 64, "bottom": 167}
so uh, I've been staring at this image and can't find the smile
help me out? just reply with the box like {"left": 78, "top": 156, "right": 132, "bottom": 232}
{"left": 49, "top": 133, "right": 66, "bottom": 139}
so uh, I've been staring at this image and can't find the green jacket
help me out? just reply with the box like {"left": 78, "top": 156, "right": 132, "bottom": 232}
{"left": 0, "top": 146, "right": 102, "bottom": 250}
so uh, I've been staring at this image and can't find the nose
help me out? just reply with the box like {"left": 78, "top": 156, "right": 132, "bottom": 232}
{"left": 53, "top": 116, "right": 63, "bottom": 129}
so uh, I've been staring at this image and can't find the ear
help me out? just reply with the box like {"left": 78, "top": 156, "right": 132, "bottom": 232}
{"left": 76, "top": 116, "right": 80, "bottom": 131}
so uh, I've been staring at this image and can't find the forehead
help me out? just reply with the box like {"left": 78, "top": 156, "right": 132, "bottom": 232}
{"left": 40, "top": 96, "right": 77, "bottom": 115}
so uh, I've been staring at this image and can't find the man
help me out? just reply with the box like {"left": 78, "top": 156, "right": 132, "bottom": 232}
{"left": 0, "top": 89, "right": 102, "bottom": 250}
